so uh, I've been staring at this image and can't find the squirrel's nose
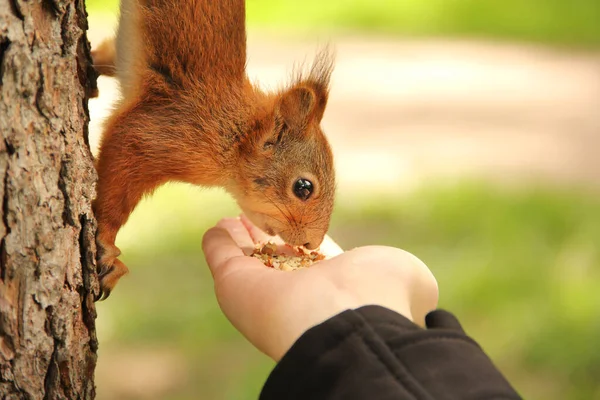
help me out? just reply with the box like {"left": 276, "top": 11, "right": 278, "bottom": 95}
{"left": 304, "top": 242, "right": 318, "bottom": 250}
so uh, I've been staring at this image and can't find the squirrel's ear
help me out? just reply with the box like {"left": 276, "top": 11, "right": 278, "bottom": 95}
{"left": 278, "top": 47, "right": 334, "bottom": 128}
{"left": 278, "top": 83, "right": 328, "bottom": 128}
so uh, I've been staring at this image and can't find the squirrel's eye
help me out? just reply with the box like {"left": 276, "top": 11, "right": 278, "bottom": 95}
{"left": 293, "top": 178, "right": 313, "bottom": 201}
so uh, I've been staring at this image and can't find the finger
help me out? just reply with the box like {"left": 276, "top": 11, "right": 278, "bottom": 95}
{"left": 216, "top": 217, "right": 256, "bottom": 255}
{"left": 203, "top": 225, "right": 271, "bottom": 278}
{"left": 319, "top": 235, "right": 344, "bottom": 257}
{"left": 240, "top": 214, "right": 284, "bottom": 245}
{"left": 202, "top": 227, "right": 247, "bottom": 277}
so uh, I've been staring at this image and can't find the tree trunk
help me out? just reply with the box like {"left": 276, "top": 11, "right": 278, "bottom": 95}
{"left": 0, "top": 0, "right": 99, "bottom": 399}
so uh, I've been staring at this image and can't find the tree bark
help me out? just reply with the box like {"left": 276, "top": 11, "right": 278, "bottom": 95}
{"left": 0, "top": 0, "right": 99, "bottom": 399}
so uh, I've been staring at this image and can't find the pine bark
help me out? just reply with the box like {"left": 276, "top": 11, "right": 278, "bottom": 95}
{"left": 0, "top": 0, "right": 99, "bottom": 398}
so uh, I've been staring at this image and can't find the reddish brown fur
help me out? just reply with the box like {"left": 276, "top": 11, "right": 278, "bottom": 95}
{"left": 92, "top": 0, "right": 336, "bottom": 300}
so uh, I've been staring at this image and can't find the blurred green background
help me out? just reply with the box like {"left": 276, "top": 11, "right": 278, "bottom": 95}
{"left": 85, "top": 1, "right": 600, "bottom": 399}
{"left": 86, "top": 0, "right": 600, "bottom": 47}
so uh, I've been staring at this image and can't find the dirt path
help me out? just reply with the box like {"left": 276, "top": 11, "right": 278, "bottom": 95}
{"left": 87, "top": 16, "right": 600, "bottom": 194}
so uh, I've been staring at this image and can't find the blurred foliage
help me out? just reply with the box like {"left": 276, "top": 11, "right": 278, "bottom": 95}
{"left": 85, "top": 0, "right": 600, "bottom": 47}
{"left": 95, "top": 182, "right": 600, "bottom": 400}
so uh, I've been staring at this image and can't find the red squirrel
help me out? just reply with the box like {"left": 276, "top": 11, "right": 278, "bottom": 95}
{"left": 91, "top": 0, "right": 336, "bottom": 300}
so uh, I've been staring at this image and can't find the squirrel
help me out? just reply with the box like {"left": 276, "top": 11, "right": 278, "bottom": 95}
{"left": 90, "top": 0, "right": 336, "bottom": 300}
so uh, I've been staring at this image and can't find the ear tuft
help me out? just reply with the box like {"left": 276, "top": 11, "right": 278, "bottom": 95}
{"left": 281, "top": 47, "right": 335, "bottom": 125}
{"left": 306, "top": 46, "right": 335, "bottom": 93}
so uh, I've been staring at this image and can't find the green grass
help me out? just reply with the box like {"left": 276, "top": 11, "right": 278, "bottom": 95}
{"left": 94, "top": 182, "right": 600, "bottom": 400}
{"left": 85, "top": 0, "right": 600, "bottom": 48}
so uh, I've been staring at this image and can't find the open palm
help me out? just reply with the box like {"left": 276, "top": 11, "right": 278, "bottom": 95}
{"left": 202, "top": 215, "right": 438, "bottom": 361}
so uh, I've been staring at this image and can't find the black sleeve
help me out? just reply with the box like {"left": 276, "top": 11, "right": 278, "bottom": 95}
{"left": 260, "top": 306, "right": 522, "bottom": 400}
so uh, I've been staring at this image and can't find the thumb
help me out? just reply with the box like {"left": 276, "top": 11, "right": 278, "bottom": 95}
{"left": 202, "top": 224, "right": 265, "bottom": 280}
{"left": 202, "top": 225, "right": 280, "bottom": 358}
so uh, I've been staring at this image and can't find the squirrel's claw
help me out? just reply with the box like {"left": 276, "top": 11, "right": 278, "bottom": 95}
{"left": 95, "top": 260, "right": 127, "bottom": 302}
{"left": 95, "top": 264, "right": 115, "bottom": 301}
{"left": 94, "top": 240, "right": 128, "bottom": 302}
{"left": 95, "top": 287, "right": 112, "bottom": 302}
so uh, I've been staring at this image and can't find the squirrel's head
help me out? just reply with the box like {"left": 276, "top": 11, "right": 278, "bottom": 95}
{"left": 232, "top": 53, "right": 335, "bottom": 249}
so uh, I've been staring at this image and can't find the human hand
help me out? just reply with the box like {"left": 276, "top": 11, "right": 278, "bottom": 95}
{"left": 202, "top": 215, "right": 438, "bottom": 361}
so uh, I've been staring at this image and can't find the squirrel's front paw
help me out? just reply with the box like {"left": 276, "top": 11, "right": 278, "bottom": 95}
{"left": 91, "top": 38, "right": 116, "bottom": 77}
{"left": 96, "top": 243, "right": 129, "bottom": 301}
